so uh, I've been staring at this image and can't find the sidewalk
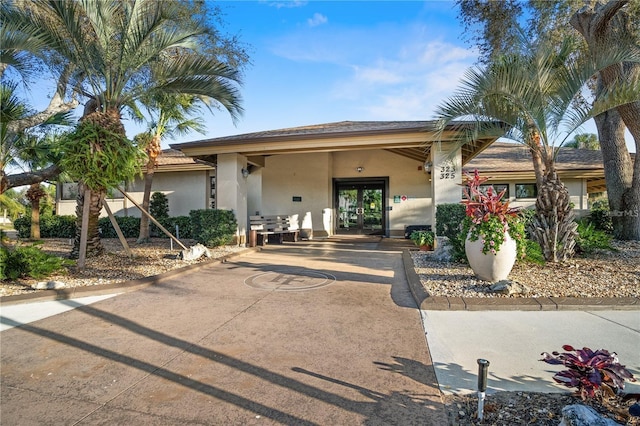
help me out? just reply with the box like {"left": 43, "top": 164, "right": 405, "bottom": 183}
{"left": 1, "top": 239, "right": 448, "bottom": 425}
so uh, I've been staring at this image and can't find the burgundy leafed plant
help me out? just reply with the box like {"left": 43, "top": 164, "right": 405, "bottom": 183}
{"left": 462, "top": 169, "right": 520, "bottom": 225}
{"left": 461, "top": 170, "right": 525, "bottom": 257}
{"left": 540, "top": 344, "right": 636, "bottom": 400}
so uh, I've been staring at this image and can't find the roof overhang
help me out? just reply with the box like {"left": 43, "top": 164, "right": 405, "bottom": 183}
{"left": 171, "top": 121, "right": 501, "bottom": 166}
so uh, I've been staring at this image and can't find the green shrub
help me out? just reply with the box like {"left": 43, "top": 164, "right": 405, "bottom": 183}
{"left": 98, "top": 216, "right": 141, "bottom": 238}
{"left": 589, "top": 199, "right": 613, "bottom": 234}
{"left": 523, "top": 238, "right": 545, "bottom": 265}
{"left": 575, "top": 219, "right": 614, "bottom": 254}
{"left": 435, "top": 203, "right": 468, "bottom": 262}
{"left": 150, "top": 192, "right": 169, "bottom": 219}
{"left": 190, "top": 209, "right": 237, "bottom": 247}
{"left": 151, "top": 216, "right": 193, "bottom": 239}
{"left": 1, "top": 244, "right": 72, "bottom": 281}
{"left": 13, "top": 216, "right": 29, "bottom": 238}
{"left": 435, "top": 203, "right": 466, "bottom": 237}
{"left": 13, "top": 215, "right": 76, "bottom": 238}
{"left": 519, "top": 208, "right": 537, "bottom": 238}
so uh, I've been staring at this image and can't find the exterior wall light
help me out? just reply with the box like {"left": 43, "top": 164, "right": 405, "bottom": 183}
{"left": 423, "top": 161, "right": 433, "bottom": 173}
{"left": 356, "top": 166, "right": 364, "bottom": 173}
{"left": 241, "top": 168, "right": 250, "bottom": 178}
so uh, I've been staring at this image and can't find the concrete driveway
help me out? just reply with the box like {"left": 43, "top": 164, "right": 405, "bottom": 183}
{"left": 1, "top": 238, "right": 447, "bottom": 425}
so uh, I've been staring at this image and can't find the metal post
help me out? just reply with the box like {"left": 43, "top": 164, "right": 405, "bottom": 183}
{"left": 477, "top": 359, "right": 490, "bottom": 421}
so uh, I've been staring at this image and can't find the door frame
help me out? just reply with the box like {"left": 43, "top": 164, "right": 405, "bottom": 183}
{"left": 333, "top": 177, "right": 389, "bottom": 236}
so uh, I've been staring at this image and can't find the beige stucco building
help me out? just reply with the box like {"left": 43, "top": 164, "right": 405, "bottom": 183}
{"left": 172, "top": 120, "right": 602, "bottom": 244}
{"left": 56, "top": 121, "right": 613, "bottom": 243}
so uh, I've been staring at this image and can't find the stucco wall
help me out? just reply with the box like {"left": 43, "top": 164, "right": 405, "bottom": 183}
{"left": 56, "top": 170, "right": 209, "bottom": 218}
{"left": 261, "top": 150, "right": 431, "bottom": 236}
{"left": 261, "top": 152, "right": 332, "bottom": 235}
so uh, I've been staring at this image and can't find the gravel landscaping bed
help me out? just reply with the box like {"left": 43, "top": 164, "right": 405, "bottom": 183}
{"left": 0, "top": 238, "right": 245, "bottom": 297}
{"left": 412, "top": 240, "right": 640, "bottom": 298}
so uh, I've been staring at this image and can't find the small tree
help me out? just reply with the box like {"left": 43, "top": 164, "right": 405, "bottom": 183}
{"left": 149, "top": 192, "right": 169, "bottom": 219}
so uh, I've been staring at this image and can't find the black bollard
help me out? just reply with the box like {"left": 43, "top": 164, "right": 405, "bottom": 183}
{"left": 477, "top": 359, "right": 490, "bottom": 420}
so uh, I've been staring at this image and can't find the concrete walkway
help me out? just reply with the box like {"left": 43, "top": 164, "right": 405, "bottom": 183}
{"left": 1, "top": 238, "right": 447, "bottom": 425}
{"left": 422, "top": 310, "right": 640, "bottom": 395}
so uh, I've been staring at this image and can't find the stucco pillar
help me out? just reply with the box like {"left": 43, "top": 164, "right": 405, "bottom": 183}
{"left": 431, "top": 143, "right": 463, "bottom": 233}
{"left": 216, "top": 153, "right": 248, "bottom": 245}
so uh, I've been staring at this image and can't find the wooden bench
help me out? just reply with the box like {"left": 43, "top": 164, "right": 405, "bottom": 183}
{"left": 250, "top": 215, "right": 299, "bottom": 246}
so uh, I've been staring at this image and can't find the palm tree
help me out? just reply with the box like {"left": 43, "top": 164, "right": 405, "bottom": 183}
{"left": 135, "top": 93, "right": 207, "bottom": 243}
{"left": 8, "top": 0, "right": 242, "bottom": 258}
{"left": 434, "top": 35, "right": 639, "bottom": 262}
{"left": 0, "top": 82, "right": 28, "bottom": 194}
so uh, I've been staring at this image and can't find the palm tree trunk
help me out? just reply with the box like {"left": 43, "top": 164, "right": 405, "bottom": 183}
{"left": 137, "top": 134, "right": 162, "bottom": 243}
{"left": 26, "top": 183, "right": 46, "bottom": 240}
{"left": 71, "top": 181, "right": 105, "bottom": 259}
{"left": 137, "top": 163, "right": 155, "bottom": 243}
{"left": 531, "top": 164, "right": 578, "bottom": 262}
{"left": 30, "top": 199, "right": 40, "bottom": 240}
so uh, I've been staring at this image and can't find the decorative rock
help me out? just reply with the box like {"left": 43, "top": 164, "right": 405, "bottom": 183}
{"left": 559, "top": 404, "right": 619, "bottom": 426}
{"left": 179, "top": 244, "right": 211, "bottom": 261}
{"left": 489, "top": 280, "right": 530, "bottom": 295}
{"left": 32, "top": 281, "right": 67, "bottom": 290}
{"left": 433, "top": 237, "right": 453, "bottom": 262}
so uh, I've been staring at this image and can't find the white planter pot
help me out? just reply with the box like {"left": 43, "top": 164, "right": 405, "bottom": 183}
{"left": 465, "top": 232, "right": 517, "bottom": 282}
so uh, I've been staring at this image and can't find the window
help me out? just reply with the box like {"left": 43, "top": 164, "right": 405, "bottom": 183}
{"left": 516, "top": 183, "right": 537, "bottom": 198}
{"left": 60, "top": 183, "right": 79, "bottom": 200}
{"left": 479, "top": 183, "right": 509, "bottom": 199}
{"left": 210, "top": 174, "right": 216, "bottom": 209}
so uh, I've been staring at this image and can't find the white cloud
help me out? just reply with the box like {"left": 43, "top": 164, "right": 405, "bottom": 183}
{"left": 307, "top": 12, "right": 328, "bottom": 27}
{"left": 329, "top": 38, "right": 479, "bottom": 120}
{"left": 264, "top": 1, "right": 307, "bottom": 9}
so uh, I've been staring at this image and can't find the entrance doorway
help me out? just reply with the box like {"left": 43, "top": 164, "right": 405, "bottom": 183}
{"left": 334, "top": 178, "right": 387, "bottom": 235}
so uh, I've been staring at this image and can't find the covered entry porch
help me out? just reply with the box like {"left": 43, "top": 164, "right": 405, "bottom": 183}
{"left": 172, "top": 121, "right": 497, "bottom": 244}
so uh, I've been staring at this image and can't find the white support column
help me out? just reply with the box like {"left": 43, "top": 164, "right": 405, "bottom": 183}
{"left": 431, "top": 143, "right": 463, "bottom": 232}
{"left": 216, "top": 153, "right": 248, "bottom": 245}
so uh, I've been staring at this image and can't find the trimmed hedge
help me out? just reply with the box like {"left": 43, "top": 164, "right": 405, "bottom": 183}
{"left": 435, "top": 203, "right": 468, "bottom": 262}
{"left": 151, "top": 216, "right": 192, "bottom": 239}
{"left": 190, "top": 209, "right": 237, "bottom": 247}
{"left": 14, "top": 215, "right": 76, "bottom": 239}
{"left": 98, "top": 216, "right": 141, "bottom": 238}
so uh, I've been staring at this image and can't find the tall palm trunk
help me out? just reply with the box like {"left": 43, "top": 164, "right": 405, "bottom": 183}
{"left": 531, "top": 159, "right": 578, "bottom": 262}
{"left": 137, "top": 134, "right": 162, "bottom": 243}
{"left": 71, "top": 108, "right": 125, "bottom": 258}
{"left": 71, "top": 181, "right": 105, "bottom": 258}
{"left": 25, "top": 183, "right": 46, "bottom": 239}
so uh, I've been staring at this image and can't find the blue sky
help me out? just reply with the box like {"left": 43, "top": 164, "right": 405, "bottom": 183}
{"left": 167, "top": 0, "right": 480, "bottom": 145}
{"left": 18, "top": 0, "right": 634, "bottom": 153}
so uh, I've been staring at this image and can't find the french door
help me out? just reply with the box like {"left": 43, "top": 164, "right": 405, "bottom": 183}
{"left": 335, "top": 179, "right": 386, "bottom": 235}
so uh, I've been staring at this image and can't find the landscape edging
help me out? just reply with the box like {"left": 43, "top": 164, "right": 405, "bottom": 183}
{"left": 402, "top": 249, "right": 640, "bottom": 311}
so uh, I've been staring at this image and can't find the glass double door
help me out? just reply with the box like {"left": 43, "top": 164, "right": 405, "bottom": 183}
{"left": 336, "top": 181, "right": 385, "bottom": 235}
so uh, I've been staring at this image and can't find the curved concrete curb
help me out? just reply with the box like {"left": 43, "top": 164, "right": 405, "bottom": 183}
{"left": 402, "top": 249, "right": 640, "bottom": 311}
{"left": 0, "top": 248, "right": 257, "bottom": 306}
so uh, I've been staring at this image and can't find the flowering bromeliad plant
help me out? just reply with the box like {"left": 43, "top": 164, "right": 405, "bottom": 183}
{"left": 461, "top": 170, "right": 525, "bottom": 257}
{"left": 540, "top": 345, "right": 636, "bottom": 400}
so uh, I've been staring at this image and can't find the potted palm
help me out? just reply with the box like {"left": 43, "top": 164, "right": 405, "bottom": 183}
{"left": 462, "top": 170, "right": 526, "bottom": 281}
{"left": 410, "top": 230, "right": 435, "bottom": 251}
